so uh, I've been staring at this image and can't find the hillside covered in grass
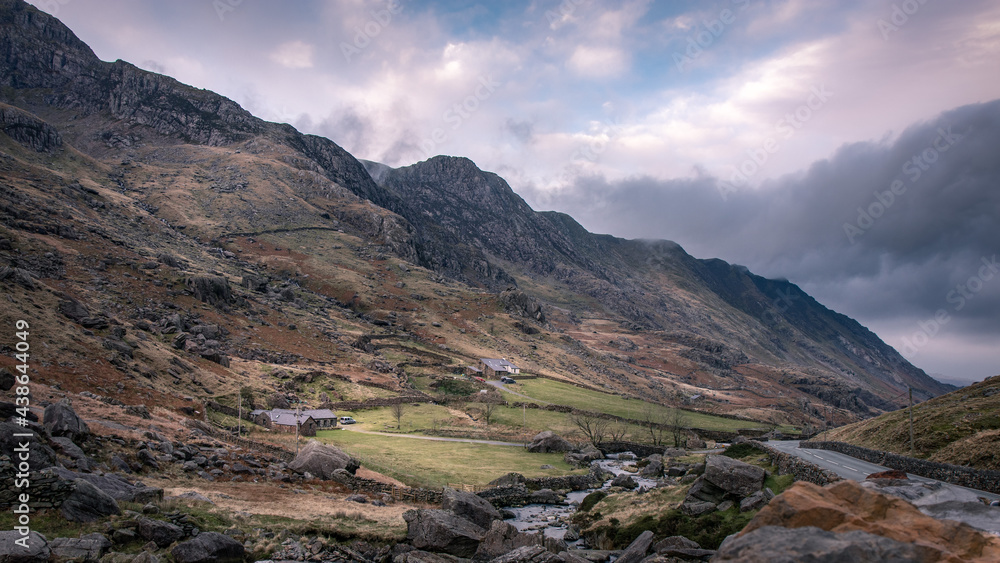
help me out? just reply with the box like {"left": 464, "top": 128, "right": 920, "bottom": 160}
{"left": 826, "top": 375, "right": 1000, "bottom": 470}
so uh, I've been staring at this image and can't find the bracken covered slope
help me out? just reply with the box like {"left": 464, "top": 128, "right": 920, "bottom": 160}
{"left": 0, "top": 0, "right": 950, "bottom": 430}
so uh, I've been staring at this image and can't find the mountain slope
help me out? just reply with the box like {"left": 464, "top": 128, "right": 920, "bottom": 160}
{"left": 0, "top": 0, "right": 950, "bottom": 429}
{"left": 371, "top": 156, "right": 952, "bottom": 405}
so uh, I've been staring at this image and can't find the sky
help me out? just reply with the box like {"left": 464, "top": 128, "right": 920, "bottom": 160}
{"left": 28, "top": 0, "right": 1000, "bottom": 385}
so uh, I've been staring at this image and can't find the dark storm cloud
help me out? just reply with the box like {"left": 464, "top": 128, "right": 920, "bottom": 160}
{"left": 522, "top": 99, "right": 1000, "bottom": 380}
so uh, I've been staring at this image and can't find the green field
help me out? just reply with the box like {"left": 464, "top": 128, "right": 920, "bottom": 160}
{"left": 318, "top": 429, "right": 584, "bottom": 488}
{"left": 498, "top": 378, "right": 761, "bottom": 432}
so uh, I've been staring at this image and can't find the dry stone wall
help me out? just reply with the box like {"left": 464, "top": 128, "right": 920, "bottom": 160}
{"left": 801, "top": 440, "right": 1000, "bottom": 494}
{"left": 0, "top": 455, "right": 76, "bottom": 509}
{"left": 748, "top": 441, "right": 841, "bottom": 486}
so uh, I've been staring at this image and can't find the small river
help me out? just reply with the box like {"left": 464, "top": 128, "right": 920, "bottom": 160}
{"left": 504, "top": 453, "right": 659, "bottom": 545}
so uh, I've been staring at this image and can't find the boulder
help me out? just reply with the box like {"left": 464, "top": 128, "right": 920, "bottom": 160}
{"left": 475, "top": 520, "right": 522, "bottom": 561}
{"left": 137, "top": 517, "right": 184, "bottom": 548}
{"left": 565, "top": 444, "right": 604, "bottom": 467}
{"left": 615, "top": 531, "right": 655, "bottom": 563}
{"left": 611, "top": 473, "right": 638, "bottom": 489}
{"left": 527, "top": 431, "right": 573, "bottom": 453}
{"left": 488, "top": 472, "right": 527, "bottom": 488}
{"left": 288, "top": 439, "right": 359, "bottom": 479}
{"left": 655, "top": 536, "right": 701, "bottom": 553}
{"left": 0, "top": 530, "right": 49, "bottom": 563}
{"left": 53, "top": 467, "right": 163, "bottom": 503}
{"left": 681, "top": 500, "right": 718, "bottom": 516}
{"left": 51, "top": 436, "right": 87, "bottom": 460}
{"left": 663, "top": 447, "right": 687, "bottom": 458}
{"left": 171, "top": 532, "right": 244, "bottom": 563}
{"left": 44, "top": 400, "right": 89, "bottom": 440}
{"left": 487, "top": 545, "right": 558, "bottom": 563}
{"left": 61, "top": 479, "right": 121, "bottom": 522}
{"left": 529, "top": 489, "right": 564, "bottom": 504}
{"left": 737, "top": 480, "right": 1000, "bottom": 562}
{"left": 441, "top": 487, "right": 502, "bottom": 530}
{"left": 714, "top": 525, "right": 938, "bottom": 562}
{"left": 49, "top": 534, "right": 112, "bottom": 563}
{"left": 640, "top": 459, "right": 663, "bottom": 478}
{"left": 403, "top": 509, "right": 486, "bottom": 558}
{"left": 703, "top": 455, "right": 765, "bottom": 497}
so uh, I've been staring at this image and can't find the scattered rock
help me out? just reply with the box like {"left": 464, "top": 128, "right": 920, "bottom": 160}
{"left": 488, "top": 544, "right": 558, "bottom": 563}
{"left": 476, "top": 520, "right": 522, "bottom": 561}
{"left": 739, "top": 488, "right": 775, "bottom": 512}
{"left": 185, "top": 275, "right": 233, "bottom": 306}
{"left": 611, "top": 474, "right": 637, "bottom": 489}
{"left": 704, "top": 455, "right": 766, "bottom": 497}
{"left": 529, "top": 489, "right": 563, "bottom": 504}
{"left": 0, "top": 368, "right": 14, "bottom": 391}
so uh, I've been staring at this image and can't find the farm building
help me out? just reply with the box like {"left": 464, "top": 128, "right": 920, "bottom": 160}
{"left": 479, "top": 358, "right": 520, "bottom": 379}
{"left": 250, "top": 408, "right": 337, "bottom": 434}
{"left": 269, "top": 412, "right": 317, "bottom": 436}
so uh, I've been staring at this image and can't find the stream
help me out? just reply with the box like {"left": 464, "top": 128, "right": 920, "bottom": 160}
{"left": 504, "top": 453, "right": 660, "bottom": 546}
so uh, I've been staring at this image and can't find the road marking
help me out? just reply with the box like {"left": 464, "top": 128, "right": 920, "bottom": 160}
{"left": 815, "top": 455, "right": 825, "bottom": 461}
{"left": 844, "top": 465, "right": 859, "bottom": 472}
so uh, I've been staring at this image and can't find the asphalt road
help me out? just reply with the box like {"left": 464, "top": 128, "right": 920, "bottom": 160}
{"left": 769, "top": 440, "right": 999, "bottom": 501}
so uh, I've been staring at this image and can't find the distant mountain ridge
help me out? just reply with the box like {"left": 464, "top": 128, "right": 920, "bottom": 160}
{"left": 0, "top": 0, "right": 951, "bottom": 417}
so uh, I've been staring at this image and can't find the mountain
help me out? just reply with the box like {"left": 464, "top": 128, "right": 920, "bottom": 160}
{"left": 0, "top": 0, "right": 951, "bottom": 429}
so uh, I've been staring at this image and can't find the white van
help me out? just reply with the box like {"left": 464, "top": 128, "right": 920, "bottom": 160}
{"left": 339, "top": 416, "right": 356, "bottom": 425}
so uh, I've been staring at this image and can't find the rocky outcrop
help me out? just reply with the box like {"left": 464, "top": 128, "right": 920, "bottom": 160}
{"left": 499, "top": 289, "right": 545, "bottom": 322}
{"left": 527, "top": 431, "right": 573, "bottom": 453}
{"left": 49, "top": 534, "right": 111, "bottom": 563}
{"left": 288, "top": 440, "right": 360, "bottom": 479}
{"left": 137, "top": 517, "right": 184, "bottom": 548}
{"left": 728, "top": 480, "right": 1000, "bottom": 562}
{"left": 170, "top": 532, "right": 244, "bottom": 563}
{"left": 0, "top": 103, "right": 61, "bottom": 151}
{"left": 185, "top": 275, "right": 233, "bottom": 306}
{"left": 615, "top": 530, "right": 654, "bottom": 563}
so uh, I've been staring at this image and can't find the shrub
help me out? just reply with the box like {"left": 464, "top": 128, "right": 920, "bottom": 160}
{"left": 578, "top": 490, "right": 607, "bottom": 513}
{"left": 721, "top": 443, "right": 766, "bottom": 459}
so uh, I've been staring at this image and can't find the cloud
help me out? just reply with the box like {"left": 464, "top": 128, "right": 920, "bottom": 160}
{"left": 520, "top": 99, "right": 1000, "bottom": 383}
{"left": 269, "top": 40, "right": 315, "bottom": 69}
{"left": 567, "top": 45, "right": 628, "bottom": 78}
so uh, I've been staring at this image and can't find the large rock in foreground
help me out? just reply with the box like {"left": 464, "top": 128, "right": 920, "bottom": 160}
{"left": 288, "top": 439, "right": 360, "bottom": 479}
{"left": 715, "top": 525, "right": 940, "bottom": 562}
{"left": 727, "top": 480, "right": 1000, "bottom": 562}
{"left": 60, "top": 479, "right": 121, "bottom": 522}
{"left": 171, "top": 532, "right": 244, "bottom": 563}
{"left": 527, "top": 431, "right": 572, "bottom": 453}
{"left": 403, "top": 509, "right": 486, "bottom": 558}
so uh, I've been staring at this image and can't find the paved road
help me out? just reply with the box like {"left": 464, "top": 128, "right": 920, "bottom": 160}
{"left": 342, "top": 425, "right": 525, "bottom": 447}
{"left": 770, "top": 440, "right": 999, "bottom": 501}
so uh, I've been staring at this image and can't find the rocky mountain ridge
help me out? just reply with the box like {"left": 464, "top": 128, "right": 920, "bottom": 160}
{"left": 0, "top": 0, "right": 951, "bottom": 430}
